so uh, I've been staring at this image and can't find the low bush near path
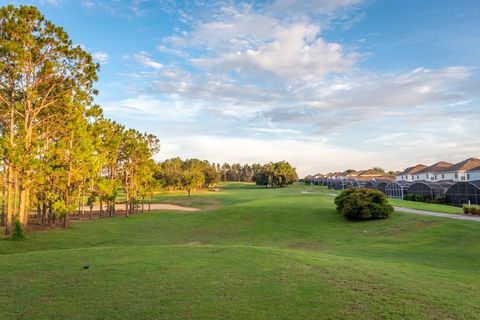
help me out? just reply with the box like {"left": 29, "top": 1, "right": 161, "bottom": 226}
{"left": 335, "top": 188, "right": 394, "bottom": 220}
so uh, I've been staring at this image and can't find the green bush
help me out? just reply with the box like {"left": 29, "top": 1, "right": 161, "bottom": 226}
{"left": 463, "top": 205, "right": 480, "bottom": 215}
{"left": 335, "top": 188, "right": 393, "bottom": 221}
{"left": 11, "top": 219, "right": 25, "bottom": 240}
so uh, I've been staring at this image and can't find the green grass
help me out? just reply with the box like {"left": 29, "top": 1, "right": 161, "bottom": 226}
{"left": 1, "top": 182, "right": 479, "bottom": 319}
{"left": 388, "top": 198, "right": 463, "bottom": 214}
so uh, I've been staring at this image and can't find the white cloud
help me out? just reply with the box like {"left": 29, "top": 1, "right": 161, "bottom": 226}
{"left": 92, "top": 51, "right": 109, "bottom": 64}
{"left": 192, "top": 22, "right": 356, "bottom": 81}
{"left": 133, "top": 51, "right": 163, "bottom": 70}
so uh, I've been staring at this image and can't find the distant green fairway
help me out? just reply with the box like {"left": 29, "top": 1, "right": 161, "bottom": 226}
{"left": 1, "top": 183, "right": 479, "bottom": 319}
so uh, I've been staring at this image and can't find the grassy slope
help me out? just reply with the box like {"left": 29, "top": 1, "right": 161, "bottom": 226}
{"left": 0, "top": 183, "right": 479, "bottom": 319}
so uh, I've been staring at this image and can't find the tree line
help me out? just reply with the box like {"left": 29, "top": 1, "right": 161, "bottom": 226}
{"left": 155, "top": 159, "right": 298, "bottom": 194}
{"left": 0, "top": 5, "right": 159, "bottom": 235}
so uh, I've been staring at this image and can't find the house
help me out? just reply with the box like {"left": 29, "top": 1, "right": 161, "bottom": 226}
{"left": 467, "top": 165, "right": 480, "bottom": 181}
{"left": 415, "top": 161, "right": 453, "bottom": 182}
{"left": 438, "top": 158, "right": 480, "bottom": 182}
{"left": 395, "top": 164, "right": 428, "bottom": 181}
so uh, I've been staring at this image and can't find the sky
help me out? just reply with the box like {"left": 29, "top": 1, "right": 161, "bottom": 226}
{"left": 4, "top": 0, "right": 480, "bottom": 176}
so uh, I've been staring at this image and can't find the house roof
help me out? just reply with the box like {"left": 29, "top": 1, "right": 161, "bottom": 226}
{"left": 447, "top": 158, "right": 480, "bottom": 171}
{"left": 468, "top": 165, "right": 480, "bottom": 172}
{"left": 417, "top": 161, "right": 453, "bottom": 174}
{"left": 357, "top": 169, "right": 385, "bottom": 177}
{"left": 398, "top": 164, "right": 428, "bottom": 176}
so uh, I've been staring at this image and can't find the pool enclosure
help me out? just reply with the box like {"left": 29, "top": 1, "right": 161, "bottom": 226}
{"left": 406, "top": 181, "right": 455, "bottom": 200}
{"left": 444, "top": 181, "right": 480, "bottom": 206}
{"left": 385, "top": 181, "right": 411, "bottom": 199}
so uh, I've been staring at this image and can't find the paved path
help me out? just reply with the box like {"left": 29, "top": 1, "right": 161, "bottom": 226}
{"left": 394, "top": 206, "right": 480, "bottom": 222}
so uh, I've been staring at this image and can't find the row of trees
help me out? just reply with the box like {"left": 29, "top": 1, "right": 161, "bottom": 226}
{"left": 215, "top": 163, "right": 264, "bottom": 182}
{"left": 155, "top": 158, "right": 220, "bottom": 196}
{"left": 0, "top": 5, "right": 159, "bottom": 235}
{"left": 252, "top": 161, "right": 298, "bottom": 188}
{"left": 155, "top": 159, "right": 298, "bottom": 194}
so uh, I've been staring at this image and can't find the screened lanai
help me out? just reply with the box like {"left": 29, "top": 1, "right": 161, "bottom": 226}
{"left": 364, "top": 181, "right": 377, "bottom": 189}
{"left": 376, "top": 181, "right": 391, "bottom": 194}
{"left": 445, "top": 181, "right": 480, "bottom": 206}
{"left": 407, "top": 181, "right": 455, "bottom": 200}
{"left": 385, "top": 181, "right": 411, "bottom": 199}
{"left": 351, "top": 180, "right": 361, "bottom": 188}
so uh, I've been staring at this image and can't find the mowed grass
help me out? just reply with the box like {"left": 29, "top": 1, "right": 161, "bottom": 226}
{"left": 1, "top": 183, "right": 479, "bottom": 319}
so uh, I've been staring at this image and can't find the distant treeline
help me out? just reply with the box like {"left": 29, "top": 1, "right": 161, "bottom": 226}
{"left": 155, "top": 159, "right": 298, "bottom": 194}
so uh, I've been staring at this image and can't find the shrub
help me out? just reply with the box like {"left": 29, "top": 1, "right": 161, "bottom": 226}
{"left": 335, "top": 188, "right": 393, "bottom": 221}
{"left": 463, "top": 205, "right": 480, "bottom": 215}
{"left": 469, "top": 206, "right": 479, "bottom": 215}
{"left": 11, "top": 219, "right": 25, "bottom": 240}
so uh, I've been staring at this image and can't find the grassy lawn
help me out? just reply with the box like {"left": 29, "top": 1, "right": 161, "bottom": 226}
{"left": 388, "top": 198, "right": 463, "bottom": 214}
{"left": 1, "top": 182, "right": 479, "bottom": 319}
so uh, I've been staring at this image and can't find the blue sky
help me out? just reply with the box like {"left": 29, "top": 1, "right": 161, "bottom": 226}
{"left": 5, "top": 0, "right": 480, "bottom": 175}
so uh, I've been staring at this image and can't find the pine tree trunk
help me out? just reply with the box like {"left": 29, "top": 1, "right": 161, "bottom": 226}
{"left": 42, "top": 202, "right": 47, "bottom": 225}
{"left": 99, "top": 200, "right": 103, "bottom": 218}
{"left": 63, "top": 214, "right": 68, "bottom": 228}
{"left": 89, "top": 204, "right": 93, "bottom": 220}
{"left": 1, "top": 172, "right": 5, "bottom": 227}
{"left": 18, "top": 184, "right": 28, "bottom": 227}
{"left": 81, "top": 197, "right": 85, "bottom": 216}
{"left": 37, "top": 203, "right": 41, "bottom": 224}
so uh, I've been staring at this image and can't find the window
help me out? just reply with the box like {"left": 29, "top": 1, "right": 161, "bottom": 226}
{"left": 467, "top": 174, "right": 471, "bottom": 180}
{"left": 455, "top": 173, "right": 458, "bottom": 179}
{"left": 442, "top": 174, "right": 445, "bottom": 179}
{"left": 426, "top": 174, "right": 429, "bottom": 179}
{"left": 417, "top": 175, "right": 419, "bottom": 179}
{"left": 435, "top": 175, "right": 438, "bottom": 180}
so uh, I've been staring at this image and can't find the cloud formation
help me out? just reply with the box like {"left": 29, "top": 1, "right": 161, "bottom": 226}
{"left": 95, "top": 0, "right": 480, "bottom": 174}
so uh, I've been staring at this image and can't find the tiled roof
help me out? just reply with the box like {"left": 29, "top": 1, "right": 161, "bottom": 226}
{"left": 468, "top": 165, "right": 480, "bottom": 172}
{"left": 447, "top": 158, "right": 480, "bottom": 171}
{"left": 417, "top": 161, "right": 453, "bottom": 174}
{"left": 398, "top": 164, "right": 428, "bottom": 176}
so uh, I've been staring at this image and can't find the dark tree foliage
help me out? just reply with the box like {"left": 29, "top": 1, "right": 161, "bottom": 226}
{"left": 252, "top": 161, "right": 298, "bottom": 188}
{"left": 334, "top": 188, "right": 393, "bottom": 220}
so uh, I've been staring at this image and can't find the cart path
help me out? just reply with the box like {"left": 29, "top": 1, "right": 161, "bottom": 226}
{"left": 393, "top": 206, "right": 480, "bottom": 222}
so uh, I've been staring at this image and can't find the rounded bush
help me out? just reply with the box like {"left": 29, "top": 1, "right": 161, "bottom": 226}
{"left": 334, "top": 188, "right": 393, "bottom": 220}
